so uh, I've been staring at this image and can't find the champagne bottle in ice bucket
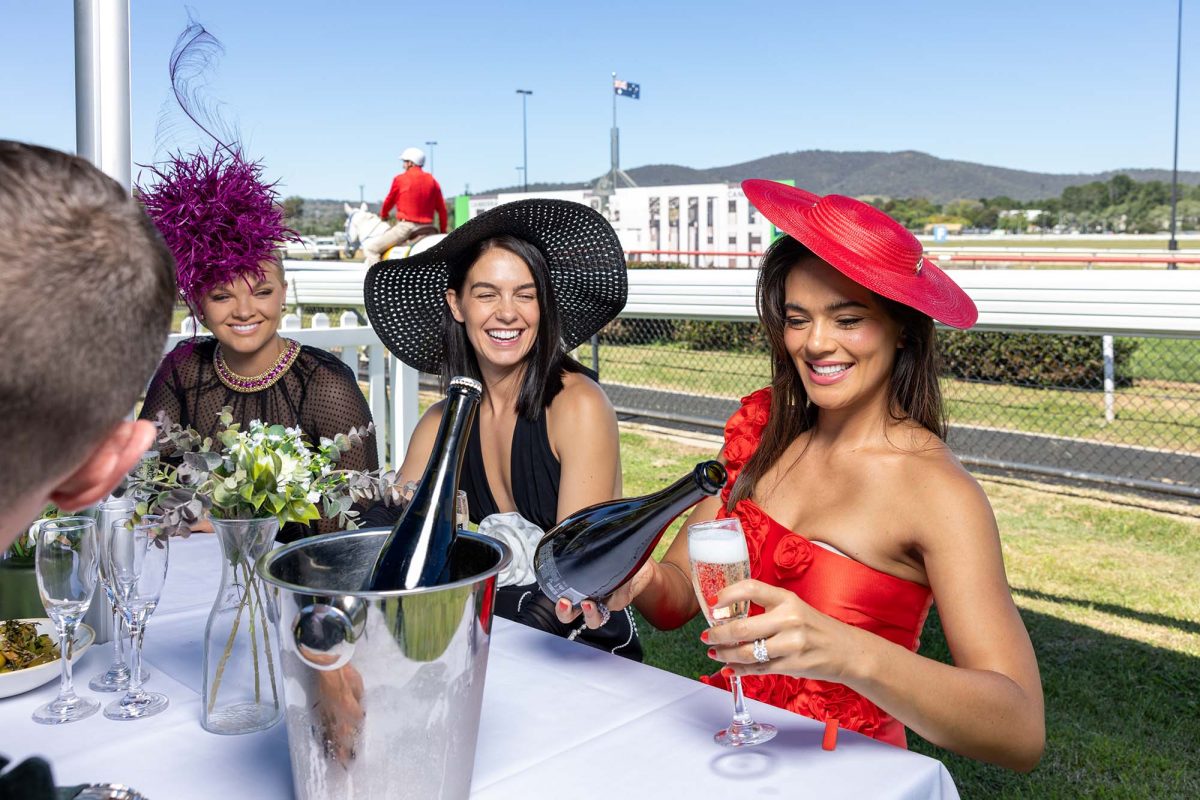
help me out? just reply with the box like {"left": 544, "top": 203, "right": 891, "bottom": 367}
{"left": 366, "top": 377, "right": 482, "bottom": 590}
{"left": 534, "top": 460, "right": 727, "bottom": 608}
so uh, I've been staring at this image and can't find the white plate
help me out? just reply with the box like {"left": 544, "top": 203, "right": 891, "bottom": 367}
{"left": 0, "top": 618, "right": 95, "bottom": 698}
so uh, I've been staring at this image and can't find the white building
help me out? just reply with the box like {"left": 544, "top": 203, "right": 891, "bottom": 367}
{"left": 461, "top": 182, "right": 780, "bottom": 268}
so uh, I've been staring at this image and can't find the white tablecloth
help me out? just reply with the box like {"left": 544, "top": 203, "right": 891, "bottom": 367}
{"left": 0, "top": 537, "right": 959, "bottom": 799}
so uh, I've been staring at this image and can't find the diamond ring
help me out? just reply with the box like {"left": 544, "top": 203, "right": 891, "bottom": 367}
{"left": 752, "top": 638, "right": 770, "bottom": 663}
{"left": 595, "top": 602, "right": 612, "bottom": 627}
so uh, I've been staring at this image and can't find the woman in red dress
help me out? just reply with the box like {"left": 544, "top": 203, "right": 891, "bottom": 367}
{"left": 562, "top": 180, "right": 1044, "bottom": 771}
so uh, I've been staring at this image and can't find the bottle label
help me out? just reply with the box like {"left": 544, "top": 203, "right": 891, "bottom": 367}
{"left": 534, "top": 549, "right": 587, "bottom": 607}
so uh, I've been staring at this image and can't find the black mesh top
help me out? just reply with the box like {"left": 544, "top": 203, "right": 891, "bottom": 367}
{"left": 140, "top": 337, "right": 379, "bottom": 539}
{"left": 459, "top": 408, "right": 560, "bottom": 530}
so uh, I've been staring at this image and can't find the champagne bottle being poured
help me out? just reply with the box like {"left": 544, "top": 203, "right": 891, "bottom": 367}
{"left": 534, "top": 460, "right": 727, "bottom": 608}
{"left": 365, "top": 376, "right": 482, "bottom": 590}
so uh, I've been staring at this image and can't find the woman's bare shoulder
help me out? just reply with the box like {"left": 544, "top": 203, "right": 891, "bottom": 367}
{"left": 551, "top": 370, "right": 614, "bottom": 417}
{"left": 420, "top": 398, "right": 448, "bottom": 423}
{"left": 888, "top": 437, "right": 996, "bottom": 549}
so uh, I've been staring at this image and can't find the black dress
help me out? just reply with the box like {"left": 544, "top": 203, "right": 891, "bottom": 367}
{"left": 139, "top": 337, "right": 379, "bottom": 541}
{"left": 363, "top": 404, "right": 644, "bottom": 661}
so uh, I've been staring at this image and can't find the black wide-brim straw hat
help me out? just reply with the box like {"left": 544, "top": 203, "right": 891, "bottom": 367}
{"left": 364, "top": 198, "right": 629, "bottom": 374}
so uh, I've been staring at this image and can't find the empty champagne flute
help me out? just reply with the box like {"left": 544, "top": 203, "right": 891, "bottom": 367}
{"left": 104, "top": 515, "right": 170, "bottom": 721}
{"left": 688, "top": 518, "right": 777, "bottom": 747}
{"left": 456, "top": 490, "right": 470, "bottom": 531}
{"left": 32, "top": 516, "right": 100, "bottom": 724}
{"left": 89, "top": 498, "right": 136, "bottom": 692}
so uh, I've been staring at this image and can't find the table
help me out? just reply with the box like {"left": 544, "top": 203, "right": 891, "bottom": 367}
{"left": 1, "top": 537, "right": 959, "bottom": 799}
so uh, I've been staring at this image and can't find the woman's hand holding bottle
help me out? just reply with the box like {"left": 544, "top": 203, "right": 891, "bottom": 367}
{"left": 552, "top": 558, "right": 659, "bottom": 628}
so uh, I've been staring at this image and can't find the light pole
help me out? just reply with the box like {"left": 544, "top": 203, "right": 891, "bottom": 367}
{"left": 425, "top": 140, "right": 438, "bottom": 175}
{"left": 1169, "top": 0, "right": 1184, "bottom": 259}
{"left": 516, "top": 89, "right": 532, "bottom": 192}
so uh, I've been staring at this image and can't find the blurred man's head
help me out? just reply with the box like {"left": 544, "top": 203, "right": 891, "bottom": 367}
{"left": 0, "top": 141, "right": 177, "bottom": 544}
{"left": 400, "top": 146, "right": 426, "bottom": 168}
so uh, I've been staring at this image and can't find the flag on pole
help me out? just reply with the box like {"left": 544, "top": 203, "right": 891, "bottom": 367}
{"left": 613, "top": 79, "right": 640, "bottom": 99}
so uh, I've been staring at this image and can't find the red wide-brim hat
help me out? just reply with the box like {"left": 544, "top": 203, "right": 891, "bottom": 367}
{"left": 742, "top": 179, "right": 978, "bottom": 329}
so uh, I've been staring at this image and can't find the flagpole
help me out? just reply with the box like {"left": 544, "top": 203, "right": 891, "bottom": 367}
{"left": 611, "top": 71, "right": 618, "bottom": 196}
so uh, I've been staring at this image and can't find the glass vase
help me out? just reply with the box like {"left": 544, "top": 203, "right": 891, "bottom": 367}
{"left": 202, "top": 517, "right": 283, "bottom": 735}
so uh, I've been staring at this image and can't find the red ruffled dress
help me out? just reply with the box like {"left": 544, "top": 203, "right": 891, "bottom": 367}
{"left": 699, "top": 387, "right": 933, "bottom": 748}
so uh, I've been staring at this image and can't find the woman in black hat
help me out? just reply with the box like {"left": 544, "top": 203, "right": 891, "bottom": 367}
{"left": 362, "top": 199, "right": 641, "bottom": 659}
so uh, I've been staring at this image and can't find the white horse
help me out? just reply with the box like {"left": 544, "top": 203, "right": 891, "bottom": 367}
{"left": 342, "top": 203, "right": 446, "bottom": 263}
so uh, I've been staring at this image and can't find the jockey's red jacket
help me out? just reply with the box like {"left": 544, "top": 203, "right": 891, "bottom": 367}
{"left": 380, "top": 165, "right": 448, "bottom": 231}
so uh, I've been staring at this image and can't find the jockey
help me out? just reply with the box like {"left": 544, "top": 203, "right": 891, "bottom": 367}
{"left": 367, "top": 146, "right": 448, "bottom": 266}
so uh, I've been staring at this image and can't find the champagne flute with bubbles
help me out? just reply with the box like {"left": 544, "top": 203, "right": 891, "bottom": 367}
{"left": 688, "top": 517, "right": 777, "bottom": 747}
{"left": 32, "top": 516, "right": 100, "bottom": 724}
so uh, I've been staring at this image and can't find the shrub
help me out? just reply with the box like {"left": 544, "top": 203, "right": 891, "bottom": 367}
{"left": 937, "top": 331, "right": 1138, "bottom": 389}
{"left": 625, "top": 260, "right": 689, "bottom": 270}
{"left": 673, "top": 320, "right": 769, "bottom": 353}
{"left": 598, "top": 317, "right": 677, "bottom": 346}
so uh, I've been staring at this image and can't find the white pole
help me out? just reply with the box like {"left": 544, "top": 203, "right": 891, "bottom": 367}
{"left": 1102, "top": 335, "right": 1115, "bottom": 423}
{"left": 390, "top": 357, "right": 420, "bottom": 468}
{"left": 368, "top": 345, "right": 387, "bottom": 467}
{"left": 74, "top": 0, "right": 132, "bottom": 192}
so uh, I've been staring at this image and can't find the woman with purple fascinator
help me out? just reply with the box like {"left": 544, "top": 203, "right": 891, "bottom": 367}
{"left": 138, "top": 21, "right": 378, "bottom": 540}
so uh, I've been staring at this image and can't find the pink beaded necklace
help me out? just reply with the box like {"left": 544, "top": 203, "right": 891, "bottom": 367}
{"left": 213, "top": 338, "right": 300, "bottom": 393}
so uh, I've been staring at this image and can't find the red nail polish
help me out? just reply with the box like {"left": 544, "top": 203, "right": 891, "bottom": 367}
{"left": 707, "top": 648, "right": 717, "bottom": 658}
{"left": 720, "top": 666, "right": 734, "bottom": 678}
{"left": 705, "top": 593, "right": 719, "bottom": 607}
{"left": 699, "top": 630, "right": 709, "bottom": 643}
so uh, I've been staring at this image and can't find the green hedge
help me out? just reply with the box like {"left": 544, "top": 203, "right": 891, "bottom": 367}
{"left": 600, "top": 319, "right": 1138, "bottom": 391}
{"left": 673, "top": 320, "right": 768, "bottom": 353}
{"left": 598, "top": 318, "right": 677, "bottom": 346}
{"left": 937, "top": 331, "right": 1138, "bottom": 389}
{"left": 626, "top": 260, "right": 689, "bottom": 270}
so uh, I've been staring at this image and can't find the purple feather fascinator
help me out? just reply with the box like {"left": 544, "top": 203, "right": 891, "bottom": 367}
{"left": 137, "top": 20, "right": 296, "bottom": 307}
{"left": 139, "top": 148, "right": 294, "bottom": 306}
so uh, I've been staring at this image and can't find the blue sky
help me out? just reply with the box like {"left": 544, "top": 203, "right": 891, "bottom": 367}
{"left": 1, "top": 1, "right": 1196, "bottom": 201}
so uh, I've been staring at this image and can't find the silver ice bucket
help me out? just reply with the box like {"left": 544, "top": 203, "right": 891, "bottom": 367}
{"left": 258, "top": 528, "right": 510, "bottom": 800}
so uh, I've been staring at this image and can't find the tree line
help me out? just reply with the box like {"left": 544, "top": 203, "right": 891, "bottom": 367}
{"left": 278, "top": 174, "right": 1200, "bottom": 238}
{"left": 280, "top": 196, "right": 346, "bottom": 237}
{"left": 871, "top": 175, "right": 1200, "bottom": 234}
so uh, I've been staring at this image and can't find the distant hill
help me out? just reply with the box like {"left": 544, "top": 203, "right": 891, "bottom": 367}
{"left": 480, "top": 150, "right": 1200, "bottom": 203}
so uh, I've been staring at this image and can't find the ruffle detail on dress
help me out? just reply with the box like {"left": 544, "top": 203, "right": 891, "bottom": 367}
{"left": 702, "top": 672, "right": 884, "bottom": 741}
{"left": 719, "top": 387, "right": 773, "bottom": 505}
{"left": 717, "top": 499, "right": 767, "bottom": 580}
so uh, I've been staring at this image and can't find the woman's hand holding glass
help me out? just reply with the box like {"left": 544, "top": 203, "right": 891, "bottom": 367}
{"left": 104, "top": 515, "right": 170, "bottom": 721}
{"left": 701, "top": 579, "right": 855, "bottom": 685}
{"left": 687, "top": 518, "right": 776, "bottom": 747}
{"left": 32, "top": 516, "right": 100, "bottom": 725}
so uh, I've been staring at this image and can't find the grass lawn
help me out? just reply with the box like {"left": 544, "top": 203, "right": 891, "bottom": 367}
{"left": 585, "top": 343, "right": 1200, "bottom": 453}
{"left": 621, "top": 429, "right": 1200, "bottom": 799}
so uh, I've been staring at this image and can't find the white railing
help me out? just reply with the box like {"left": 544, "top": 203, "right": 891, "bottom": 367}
{"left": 281, "top": 263, "right": 1200, "bottom": 337}
{"left": 198, "top": 266, "right": 1200, "bottom": 464}
{"left": 165, "top": 316, "right": 419, "bottom": 469}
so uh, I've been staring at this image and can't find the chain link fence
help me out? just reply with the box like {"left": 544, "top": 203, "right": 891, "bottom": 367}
{"left": 581, "top": 318, "right": 1200, "bottom": 496}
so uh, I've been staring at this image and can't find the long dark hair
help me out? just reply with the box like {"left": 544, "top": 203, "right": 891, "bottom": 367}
{"left": 442, "top": 234, "right": 587, "bottom": 419}
{"left": 727, "top": 235, "right": 946, "bottom": 510}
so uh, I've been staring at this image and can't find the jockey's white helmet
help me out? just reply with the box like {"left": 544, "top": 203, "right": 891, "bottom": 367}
{"left": 400, "top": 147, "right": 426, "bottom": 167}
